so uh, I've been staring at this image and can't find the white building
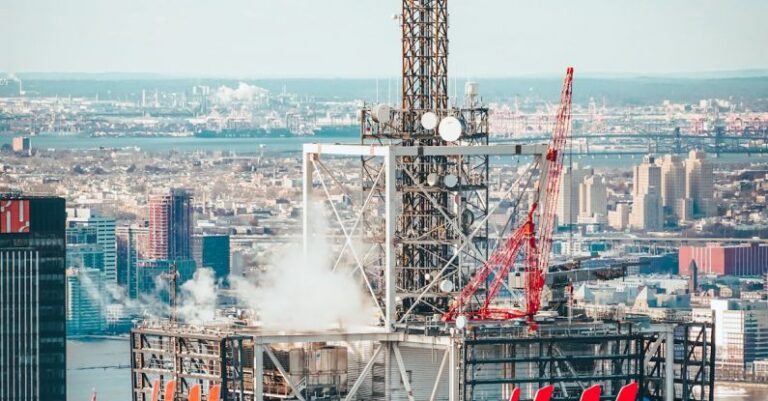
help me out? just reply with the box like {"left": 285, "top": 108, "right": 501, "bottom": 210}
{"left": 578, "top": 174, "right": 607, "bottom": 224}
{"left": 67, "top": 208, "right": 118, "bottom": 283}
{"left": 659, "top": 154, "right": 686, "bottom": 222}
{"left": 556, "top": 164, "right": 591, "bottom": 226}
{"left": 630, "top": 156, "right": 664, "bottom": 230}
{"left": 685, "top": 150, "right": 716, "bottom": 218}
{"left": 710, "top": 299, "right": 768, "bottom": 373}
{"left": 608, "top": 203, "right": 631, "bottom": 231}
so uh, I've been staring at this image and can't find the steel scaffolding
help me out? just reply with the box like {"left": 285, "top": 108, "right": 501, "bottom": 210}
{"left": 131, "top": 325, "right": 250, "bottom": 401}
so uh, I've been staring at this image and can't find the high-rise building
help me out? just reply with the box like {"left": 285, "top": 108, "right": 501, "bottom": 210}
{"left": 193, "top": 234, "right": 204, "bottom": 269}
{"left": 66, "top": 268, "right": 105, "bottom": 336}
{"left": 710, "top": 299, "right": 768, "bottom": 373}
{"left": 659, "top": 154, "right": 686, "bottom": 222}
{"left": 116, "top": 224, "right": 149, "bottom": 299}
{"left": 200, "top": 234, "right": 231, "bottom": 282}
{"left": 608, "top": 202, "right": 631, "bottom": 231}
{"left": 556, "top": 164, "right": 591, "bottom": 227}
{"left": 11, "top": 136, "right": 31, "bottom": 156}
{"left": 140, "top": 190, "right": 195, "bottom": 307}
{"left": 632, "top": 155, "right": 661, "bottom": 197}
{"left": 148, "top": 189, "right": 193, "bottom": 260}
{"left": 0, "top": 195, "right": 67, "bottom": 401}
{"left": 66, "top": 225, "right": 104, "bottom": 271}
{"left": 577, "top": 174, "right": 607, "bottom": 224}
{"left": 67, "top": 208, "right": 117, "bottom": 283}
{"left": 630, "top": 155, "right": 664, "bottom": 230}
{"left": 684, "top": 150, "right": 716, "bottom": 218}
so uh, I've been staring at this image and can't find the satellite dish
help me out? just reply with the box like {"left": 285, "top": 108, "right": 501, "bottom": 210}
{"left": 439, "top": 279, "right": 454, "bottom": 293}
{"left": 371, "top": 104, "right": 392, "bottom": 124}
{"left": 438, "top": 116, "right": 463, "bottom": 142}
{"left": 426, "top": 173, "right": 440, "bottom": 186}
{"left": 420, "top": 112, "right": 438, "bottom": 130}
{"left": 444, "top": 174, "right": 458, "bottom": 188}
{"left": 455, "top": 315, "right": 467, "bottom": 330}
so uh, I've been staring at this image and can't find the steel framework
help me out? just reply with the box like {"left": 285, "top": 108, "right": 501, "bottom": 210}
{"left": 462, "top": 323, "right": 645, "bottom": 401}
{"left": 643, "top": 323, "right": 715, "bottom": 401}
{"left": 303, "top": 143, "right": 546, "bottom": 329}
{"left": 357, "top": 0, "right": 498, "bottom": 321}
{"left": 131, "top": 325, "right": 250, "bottom": 401}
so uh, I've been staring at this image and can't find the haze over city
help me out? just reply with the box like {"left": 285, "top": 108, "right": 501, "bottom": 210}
{"left": 2, "top": 1, "right": 768, "bottom": 401}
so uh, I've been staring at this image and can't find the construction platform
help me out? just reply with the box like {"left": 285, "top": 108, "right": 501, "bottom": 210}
{"left": 130, "top": 319, "right": 714, "bottom": 401}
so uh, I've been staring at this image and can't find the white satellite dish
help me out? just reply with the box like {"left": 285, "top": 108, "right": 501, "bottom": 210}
{"left": 420, "top": 112, "right": 439, "bottom": 130}
{"left": 439, "top": 279, "right": 454, "bottom": 293}
{"left": 455, "top": 315, "right": 467, "bottom": 330}
{"left": 443, "top": 174, "right": 458, "bottom": 188}
{"left": 371, "top": 104, "right": 392, "bottom": 124}
{"left": 438, "top": 116, "right": 463, "bottom": 142}
{"left": 426, "top": 173, "right": 440, "bottom": 186}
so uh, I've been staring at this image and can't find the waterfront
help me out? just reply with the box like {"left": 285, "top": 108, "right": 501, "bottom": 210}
{"left": 68, "top": 338, "right": 768, "bottom": 401}
{"left": 2, "top": 133, "right": 766, "bottom": 167}
{"left": 0, "top": 133, "right": 356, "bottom": 154}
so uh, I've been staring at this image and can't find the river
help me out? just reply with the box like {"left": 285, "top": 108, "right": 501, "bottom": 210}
{"left": 67, "top": 338, "right": 768, "bottom": 401}
{"left": 3, "top": 133, "right": 766, "bottom": 168}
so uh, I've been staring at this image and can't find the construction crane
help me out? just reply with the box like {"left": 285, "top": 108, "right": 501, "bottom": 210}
{"left": 443, "top": 67, "right": 574, "bottom": 322}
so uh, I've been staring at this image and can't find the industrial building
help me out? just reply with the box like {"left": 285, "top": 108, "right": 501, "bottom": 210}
{"left": 130, "top": 2, "right": 715, "bottom": 401}
{"left": 680, "top": 242, "right": 768, "bottom": 276}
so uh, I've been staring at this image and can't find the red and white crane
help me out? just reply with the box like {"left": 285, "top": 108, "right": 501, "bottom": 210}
{"left": 444, "top": 67, "right": 574, "bottom": 323}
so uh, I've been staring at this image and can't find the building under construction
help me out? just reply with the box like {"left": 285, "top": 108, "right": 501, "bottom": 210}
{"left": 131, "top": 1, "right": 715, "bottom": 400}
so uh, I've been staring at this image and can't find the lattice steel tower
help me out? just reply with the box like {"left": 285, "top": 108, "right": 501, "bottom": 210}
{"left": 361, "top": 0, "right": 490, "bottom": 320}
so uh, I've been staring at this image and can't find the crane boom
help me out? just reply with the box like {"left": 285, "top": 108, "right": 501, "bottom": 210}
{"left": 443, "top": 67, "right": 573, "bottom": 322}
{"left": 527, "top": 66, "right": 574, "bottom": 317}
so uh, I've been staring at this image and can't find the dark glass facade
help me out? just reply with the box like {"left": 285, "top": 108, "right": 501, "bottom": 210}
{"left": 202, "top": 235, "right": 230, "bottom": 283}
{"left": 0, "top": 196, "right": 67, "bottom": 401}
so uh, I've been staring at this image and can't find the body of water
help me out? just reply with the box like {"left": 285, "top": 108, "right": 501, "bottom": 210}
{"left": 3, "top": 134, "right": 766, "bottom": 168}
{"left": 1, "top": 133, "right": 357, "bottom": 154}
{"left": 67, "top": 337, "right": 130, "bottom": 401}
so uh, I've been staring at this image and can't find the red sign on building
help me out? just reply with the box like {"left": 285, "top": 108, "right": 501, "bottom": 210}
{"left": 0, "top": 200, "right": 30, "bottom": 233}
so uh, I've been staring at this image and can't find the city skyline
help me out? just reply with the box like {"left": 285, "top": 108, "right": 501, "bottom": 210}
{"left": 2, "top": 0, "right": 768, "bottom": 77}
{"left": 3, "top": 1, "right": 768, "bottom": 400}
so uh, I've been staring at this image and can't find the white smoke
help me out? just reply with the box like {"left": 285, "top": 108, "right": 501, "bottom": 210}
{"left": 230, "top": 202, "right": 374, "bottom": 332}
{"left": 72, "top": 200, "right": 374, "bottom": 330}
{"left": 74, "top": 269, "right": 169, "bottom": 319}
{"left": 178, "top": 268, "right": 218, "bottom": 324}
{"left": 76, "top": 270, "right": 105, "bottom": 308}
{"left": 214, "top": 82, "right": 268, "bottom": 104}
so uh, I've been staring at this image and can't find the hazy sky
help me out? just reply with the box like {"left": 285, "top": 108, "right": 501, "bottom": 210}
{"left": 2, "top": 0, "right": 767, "bottom": 77}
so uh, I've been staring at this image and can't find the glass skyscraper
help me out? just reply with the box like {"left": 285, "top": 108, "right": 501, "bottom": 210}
{"left": 0, "top": 195, "right": 67, "bottom": 401}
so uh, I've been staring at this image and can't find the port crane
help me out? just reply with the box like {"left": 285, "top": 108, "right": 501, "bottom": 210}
{"left": 444, "top": 67, "right": 574, "bottom": 322}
